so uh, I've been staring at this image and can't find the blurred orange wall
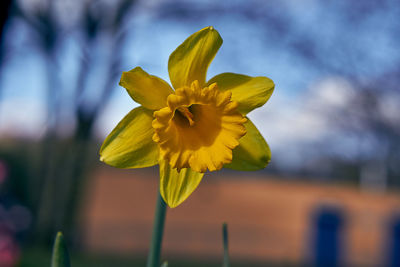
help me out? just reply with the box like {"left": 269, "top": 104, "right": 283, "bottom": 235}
{"left": 82, "top": 166, "right": 400, "bottom": 266}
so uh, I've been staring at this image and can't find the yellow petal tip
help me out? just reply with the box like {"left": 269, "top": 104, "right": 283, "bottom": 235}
{"left": 160, "top": 162, "right": 205, "bottom": 208}
{"left": 167, "top": 202, "right": 179, "bottom": 209}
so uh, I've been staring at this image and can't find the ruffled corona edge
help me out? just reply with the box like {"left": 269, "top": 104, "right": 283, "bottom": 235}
{"left": 152, "top": 80, "right": 247, "bottom": 173}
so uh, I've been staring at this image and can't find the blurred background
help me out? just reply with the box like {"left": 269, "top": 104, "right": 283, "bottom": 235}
{"left": 0, "top": 0, "right": 399, "bottom": 266}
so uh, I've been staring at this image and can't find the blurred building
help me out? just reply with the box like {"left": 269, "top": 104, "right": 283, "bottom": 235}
{"left": 83, "top": 166, "right": 400, "bottom": 266}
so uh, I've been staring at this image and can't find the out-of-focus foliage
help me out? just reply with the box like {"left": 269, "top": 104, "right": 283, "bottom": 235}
{"left": 0, "top": 0, "right": 139, "bottom": 246}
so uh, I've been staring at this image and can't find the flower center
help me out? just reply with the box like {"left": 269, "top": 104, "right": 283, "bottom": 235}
{"left": 176, "top": 106, "right": 195, "bottom": 126}
{"left": 152, "top": 80, "right": 246, "bottom": 173}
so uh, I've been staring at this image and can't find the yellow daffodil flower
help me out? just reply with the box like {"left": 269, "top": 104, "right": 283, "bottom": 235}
{"left": 100, "top": 26, "right": 274, "bottom": 208}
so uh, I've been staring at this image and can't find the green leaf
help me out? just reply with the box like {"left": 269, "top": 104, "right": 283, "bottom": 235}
{"left": 51, "top": 232, "right": 71, "bottom": 267}
{"left": 161, "top": 261, "right": 168, "bottom": 267}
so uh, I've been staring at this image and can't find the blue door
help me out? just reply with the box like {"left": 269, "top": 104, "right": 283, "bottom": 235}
{"left": 389, "top": 218, "right": 400, "bottom": 267}
{"left": 314, "top": 207, "right": 343, "bottom": 267}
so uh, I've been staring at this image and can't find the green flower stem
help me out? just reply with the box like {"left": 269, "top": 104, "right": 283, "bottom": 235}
{"left": 147, "top": 191, "right": 167, "bottom": 267}
{"left": 222, "top": 223, "right": 230, "bottom": 267}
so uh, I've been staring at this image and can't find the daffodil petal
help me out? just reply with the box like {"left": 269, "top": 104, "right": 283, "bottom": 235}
{"left": 100, "top": 107, "right": 159, "bottom": 168}
{"left": 168, "top": 26, "right": 223, "bottom": 89}
{"left": 207, "top": 73, "right": 274, "bottom": 115}
{"left": 120, "top": 67, "right": 174, "bottom": 110}
{"left": 159, "top": 160, "right": 204, "bottom": 208}
{"left": 224, "top": 118, "right": 271, "bottom": 171}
